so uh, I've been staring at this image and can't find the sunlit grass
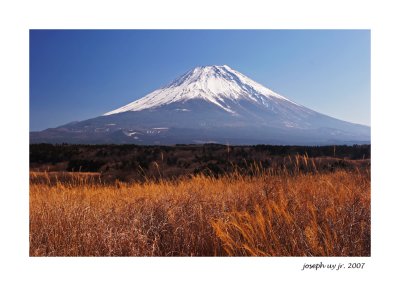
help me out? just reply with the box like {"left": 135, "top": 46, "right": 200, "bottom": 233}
{"left": 29, "top": 162, "right": 370, "bottom": 256}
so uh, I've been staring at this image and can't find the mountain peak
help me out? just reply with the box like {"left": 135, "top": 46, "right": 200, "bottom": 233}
{"left": 193, "top": 64, "right": 231, "bottom": 69}
{"left": 104, "top": 65, "right": 296, "bottom": 116}
{"left": 32, "top": 65, "right": 370, "bottom": 145}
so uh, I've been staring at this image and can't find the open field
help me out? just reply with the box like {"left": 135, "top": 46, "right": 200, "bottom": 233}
{"left": 30, "top": 161, "right": 370, "bottom": 256}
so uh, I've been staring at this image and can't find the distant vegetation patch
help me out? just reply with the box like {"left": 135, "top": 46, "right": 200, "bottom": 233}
{"left": 30, "top": 143, "right": 370, "bottom": 182}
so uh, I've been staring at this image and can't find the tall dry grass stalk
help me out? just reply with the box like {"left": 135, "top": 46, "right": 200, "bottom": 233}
{"left": 30, "top": 166, "right": 370, "bottom": 256}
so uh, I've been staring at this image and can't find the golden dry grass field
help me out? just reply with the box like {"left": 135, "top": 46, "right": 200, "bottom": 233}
{"left": 29, "top": 160, "right": 370, "bottom": 256}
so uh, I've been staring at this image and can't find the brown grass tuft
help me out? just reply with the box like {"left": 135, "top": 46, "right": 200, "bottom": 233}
{"left": 30, "top": 167, "right": 370, "bottom": 256}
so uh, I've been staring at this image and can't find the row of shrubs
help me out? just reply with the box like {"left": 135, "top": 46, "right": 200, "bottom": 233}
{"left": 30, "top": 143, "right": 370, "bottom": 181}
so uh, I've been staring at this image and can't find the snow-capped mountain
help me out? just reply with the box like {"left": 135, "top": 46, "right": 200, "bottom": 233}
{"left": 30, "top": 65, "right": 370, "bottom": 145}
{"left": 104, "top": 65, "right": 297, "bottom": 115}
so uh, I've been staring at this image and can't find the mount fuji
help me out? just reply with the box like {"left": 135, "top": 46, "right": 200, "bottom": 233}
{"left": 30, "top": 65, "right": 370, "bottom": 145}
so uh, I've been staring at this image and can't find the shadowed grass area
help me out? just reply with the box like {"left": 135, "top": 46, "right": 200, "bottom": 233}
{"left": 29, "top": 164, "right": 370, "bottom": 256}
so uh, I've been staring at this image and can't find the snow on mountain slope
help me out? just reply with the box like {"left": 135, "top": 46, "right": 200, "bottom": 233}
{"left": 104, "top": 65, "right": 301, "bottom": 115}
{"left": 30, "top": 64, "right": 370, "bottom": 145}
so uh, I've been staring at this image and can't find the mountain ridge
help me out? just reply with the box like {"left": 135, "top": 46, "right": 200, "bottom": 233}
{"left": 104, "top": 65, "right": 300, "bottom": 115}
{"left": 30, "top": 65, "right": 370, "bottom": 145}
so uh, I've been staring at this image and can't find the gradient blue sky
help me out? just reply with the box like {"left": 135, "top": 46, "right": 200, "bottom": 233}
{"left": 30, "top": 30, "right": 370, "bottom": 131}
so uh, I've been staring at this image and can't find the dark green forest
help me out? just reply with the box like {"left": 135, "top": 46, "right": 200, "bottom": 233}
{"left": 30, "top": 144, "right": 370, "bottom": 182}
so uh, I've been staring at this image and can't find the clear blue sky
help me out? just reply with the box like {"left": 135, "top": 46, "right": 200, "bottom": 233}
{"left": 30, "top": 30, "right": 370, "bottom": 131}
